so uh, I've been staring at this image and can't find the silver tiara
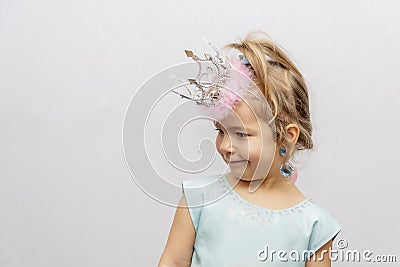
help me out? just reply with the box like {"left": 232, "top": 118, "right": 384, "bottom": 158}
{"left": 172, "top": 40, "right": 252, "bottom": 107}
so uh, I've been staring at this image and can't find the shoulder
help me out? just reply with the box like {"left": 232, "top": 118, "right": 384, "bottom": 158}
{"left": 304, "top": 199, "right": 342, "bottom": 252}
{"left": 180, "top": 174, "right": 223, "bottom": 232}
{"left": 301, "top": 199, "right": 342, "bottom": 230}
{"left": 181, "top": 174, "right": 224, "bottom": 207}
{"left": 305, "top": 199, "right": 340, "bottom": 222}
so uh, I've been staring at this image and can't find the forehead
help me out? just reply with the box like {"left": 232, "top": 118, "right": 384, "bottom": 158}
{"left": 214, "top": 101, "right": 259, "bottom": 130}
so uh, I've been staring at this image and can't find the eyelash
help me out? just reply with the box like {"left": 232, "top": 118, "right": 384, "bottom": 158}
{"left": 214, "top": 128, "right": 224, "bottom": 135}
{"left": 214, "top": 128, "right": 249, "bottom": 138}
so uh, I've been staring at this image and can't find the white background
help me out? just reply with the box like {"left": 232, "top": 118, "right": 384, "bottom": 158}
{"left": 1, "top": 0, "right": 399, "bottom": 266}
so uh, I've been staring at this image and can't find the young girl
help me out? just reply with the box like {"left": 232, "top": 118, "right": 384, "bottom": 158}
{"left": 158, "top": 31, "right": 341, "bottom": 267}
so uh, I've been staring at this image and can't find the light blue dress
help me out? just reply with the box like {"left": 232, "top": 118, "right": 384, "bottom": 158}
{"left": 181, "top": 174, "right": 341, "bottom": 267}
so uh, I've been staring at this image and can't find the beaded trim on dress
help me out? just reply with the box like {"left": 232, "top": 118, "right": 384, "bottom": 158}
{"left": 217, "top": 175, "right": 313, "bottom": 224}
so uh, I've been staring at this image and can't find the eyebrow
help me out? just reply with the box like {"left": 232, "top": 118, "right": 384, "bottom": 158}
{"left": 214, "top": 122, "right": 255, "bottom": 132}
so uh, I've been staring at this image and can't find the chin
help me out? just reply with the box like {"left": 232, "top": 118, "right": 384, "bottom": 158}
{"left": 230, "top": 168, "right": 250, "bottom": 180}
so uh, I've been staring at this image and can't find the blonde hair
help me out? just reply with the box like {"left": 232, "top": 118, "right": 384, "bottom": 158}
{"left": 223, "top": 31, "right": 313, "bottom": 163}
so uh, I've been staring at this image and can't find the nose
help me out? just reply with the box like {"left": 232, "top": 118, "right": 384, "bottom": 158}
{"left": 218, "top": 134, "right": 236, "bottom": 155}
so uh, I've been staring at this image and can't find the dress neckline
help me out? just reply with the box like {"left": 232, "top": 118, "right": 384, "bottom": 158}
{"left": 220, "top": 174, "right": 312, "bottom": 212}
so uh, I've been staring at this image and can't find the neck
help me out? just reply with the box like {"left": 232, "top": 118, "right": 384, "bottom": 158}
{"left": 227, "top": 171, "right": 290, "bottom": 193}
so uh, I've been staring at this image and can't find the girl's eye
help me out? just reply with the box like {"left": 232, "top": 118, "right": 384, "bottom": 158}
{"left": 214, "top": 128, "right": 224, "bottom": 135}
{"left": 236, "top": 132, "right": 249, "bottom": 138}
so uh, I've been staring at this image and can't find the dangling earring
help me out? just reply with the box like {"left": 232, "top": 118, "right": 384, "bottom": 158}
{"left": 279, "top": 146, "right": 298, "bottom": 182}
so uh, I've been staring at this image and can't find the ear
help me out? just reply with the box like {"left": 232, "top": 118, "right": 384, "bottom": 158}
{"left": 285, "top": 124, "right": 300, "bottom": 145}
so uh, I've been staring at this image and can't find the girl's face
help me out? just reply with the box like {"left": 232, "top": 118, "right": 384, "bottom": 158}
{"left": 214, "top": 101, "right": 278, "bottom": 182}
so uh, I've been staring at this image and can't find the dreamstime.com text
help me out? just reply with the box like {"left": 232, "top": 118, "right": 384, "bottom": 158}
{"left": 257, "top": 238, "right": 397, "bottom": 263}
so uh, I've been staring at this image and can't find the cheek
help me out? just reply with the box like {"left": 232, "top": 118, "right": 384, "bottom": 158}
{"left": 262, "top": 138, "right": 276, "bottom": 164}
{"left": 215, "top": 136, "right": 223, "bottom": 152}
{"left": 246, "top": 140, "right": 262, "bottom": 162}
{"left": 248, "top": 138, "right": 275, "bottom": 163}
{"left": 215, "top": 139, "right": 221, "bottom": 153}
